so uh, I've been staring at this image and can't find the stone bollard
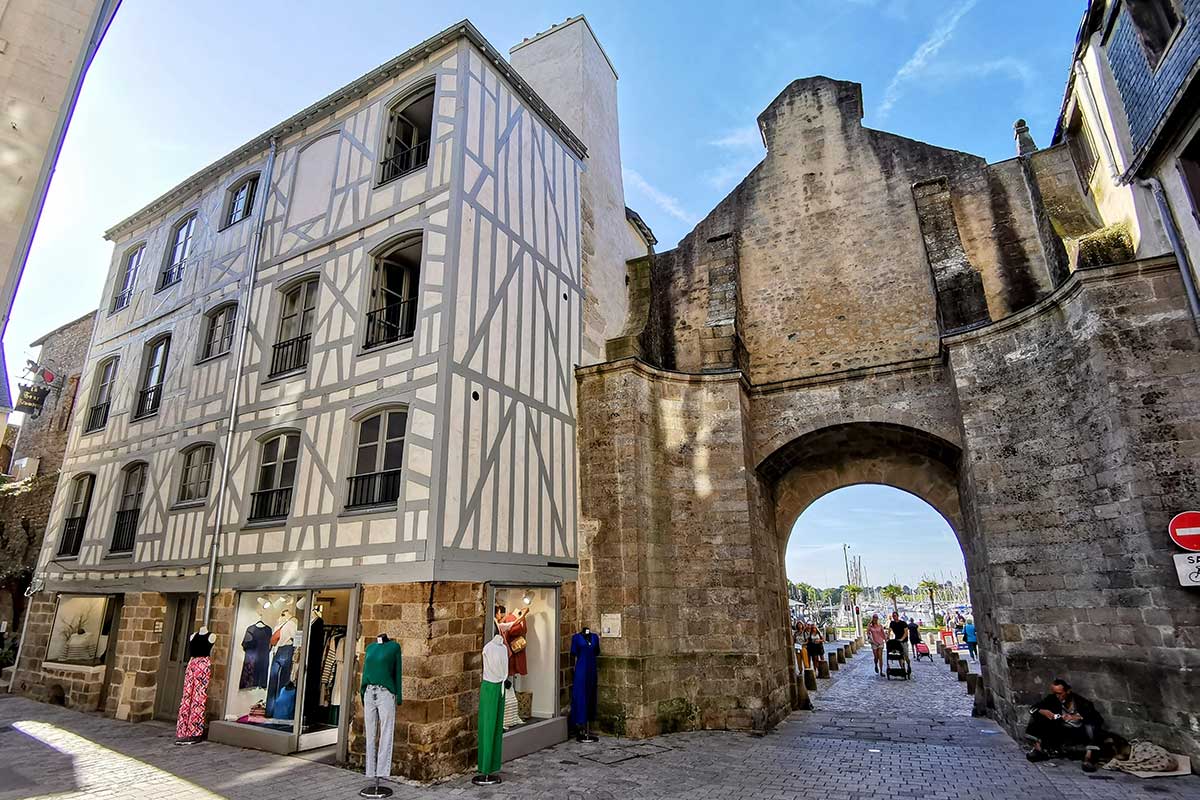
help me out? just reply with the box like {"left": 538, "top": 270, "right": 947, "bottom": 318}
{"left": 828, "top": 654, "right": 839, "bottom": 671}
{"left": 817, "top": 660, "right": 831, "bottom": 679}
{"left": 936, "top": 642, "right": 944, "bottom": 657}
{"left": 948, "top": 651, "right": 959, "bottom": 671}
{"left": 966, "top": 673, "right": 978, "bottom": 695}
{"left": 956, "top": 659, "right": 969, "bottom": 682}
{"left": 836, "top": 647, "right": 846, "bottom": 664}
{"left": 804, "top": 668, "right": 818, "bottom": 691}
{"left": 795, "top": 673, "right": 812, "bottom": 710}
{"left": 973, "top": 676, "right": 988, "bottom": 717}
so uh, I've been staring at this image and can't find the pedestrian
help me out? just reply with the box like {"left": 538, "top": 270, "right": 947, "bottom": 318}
{"left": 963, "top": 618, "right": 977, "bottom": 660}
{"left": 888, "top": 612, "right": 911, "bottom": 677}
{"left": 907, "top": 617, "right": 921, "bottom": 656}
{"left": 866, "top": 614, "right": 888, "bottom": 675}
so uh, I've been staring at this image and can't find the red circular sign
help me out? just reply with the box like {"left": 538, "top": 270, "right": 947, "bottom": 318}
{"left": 1169, "top": 511, "right": 1200, "bottom": 552}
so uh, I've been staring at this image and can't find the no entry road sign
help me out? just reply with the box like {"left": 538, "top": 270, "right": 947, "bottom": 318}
{"left": 1169, "top": 511, "right": 1200, "bottom": 552}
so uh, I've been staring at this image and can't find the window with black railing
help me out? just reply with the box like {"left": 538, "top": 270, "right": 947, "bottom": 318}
{"left": 159, "top": 264, "right": 185, "bottom": 290}
{"left": 58, "top": 475, "right": 94, "bottom": 557}
{"left": 380, "top": 139, "right": 430, "bottom": 184}
{"left": 348, "top": 408, "right": 406, "bottom": 509}
{"left": 249, "top": 487, "right": 293, "bottom": 521}
{"left": 57, "top": 516, "right": 86, "bottom": 557}
{"left": 364, "top": 298, "right": 418, "bottom": 349}
{"left": 112, "top": 244, "right": 142, "bottom": 312}
{"left": 159, "top": 214, "right": 195, "bottom": 291}
{"left": 347, "top": 469, "right": 403, "bottom": 509}
{"left": 270, "top": 278, "right": 318, "bottom": 377}
{"left": 112, "top": 288, "right": 133, "bottom": 313}
{"left": 134, "top": 335, "right": 170, "bottom": 420}
{"left": 269, "top": 333, "right": 311, "bottom": 376}
{"left": 380, "top": 87, "right": 433, "bottom": 185}
{"left": 365, "top": 235, "right": 421, "bottom": 350}
{"left": 110, "top": 508, "right": 139, "bottom": 553}
{"left": 111, "top": 463, "right": 146, "bottom": 555}
{"left": 134, "top": 384, "right": 162, "bottom": 419}
{"left": 84, "top": 402, "right": 110, "bottom": 433}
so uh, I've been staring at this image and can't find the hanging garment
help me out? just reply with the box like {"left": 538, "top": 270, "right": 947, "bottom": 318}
{"left": 303, "top": 615, "right": 325, "bottom": 725}
{"left": 502, "top": 684, "right": 522, "bottom": 729}
{"left": 320, "top": 633, "right": 339, "bottom": 685}
{"left": 274, "top": 682, "right": 297, "bottom": 720}
{"left": 265, "top": 644, "right": 294, "bottom": 719}
{"left": 569, "top": 631, "right": 600, "bottom": 728}
{"left": 238, "top": 622, "right": 271, "bottom": 690}
{"left": 271, "top": 616, "right": 298, "bottom": 647}
{"left": 500, "top": 613, "right": 528, "bottom": 676}
{"left": 175, "top": 654, "right": 212, "bottom": 742}
{"left": 362, "top": 685, "right": 396, "bottom": 779}
{"left": 331, "top": 636, "right": 346, "bottom": 708}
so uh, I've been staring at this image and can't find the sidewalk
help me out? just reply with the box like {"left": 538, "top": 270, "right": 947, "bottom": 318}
{"left": 1, "top": 651, "right": 1198, "bottom": 800}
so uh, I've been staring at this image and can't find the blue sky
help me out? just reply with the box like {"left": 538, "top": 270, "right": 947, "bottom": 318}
{"left": 8, "top": 2, "right": 1082, "bottom": 567}
{"left": 788, "top": 484, "right": 964, "bottom": 589}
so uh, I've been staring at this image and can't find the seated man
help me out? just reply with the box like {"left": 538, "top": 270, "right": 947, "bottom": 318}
{"left": 1025, "top": 678, "right": 1103, "bottom": 772}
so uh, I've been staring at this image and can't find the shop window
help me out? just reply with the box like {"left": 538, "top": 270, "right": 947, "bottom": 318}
{"left": 1127, "top": 0, "right": 1183, "bottom": 67}
{"left": 224, "top": 174, "right": 259, "bottom": 228}
{"left": 134, "top": 335, "right": 170, "bottom": 419}
{"left": 380, "top": 85, "right": 433, "bottom": 184}
{"left": 347, "top": 408, "right": 406, "bottom": 508}
{"left": 250, "top": 432, "right": 299, "bottom": 521}
{"left": 112, "top": 245, "right": 143, "bottom": 312}
{"left": 270, "top": 278, "right": 318, "bottom": 377}
{"left": 84, "top": 357, "right": 119, "bottom": 433}
{"left": 202, "top": 303, "right": 237, "bottom": 360}
{"left": 111, "top": 462, "right": 146, "bottom": 554}
{"left": 45, "top": 594, "right": 119, "bottom": 666}
{"left": 178, "top": 444, "right": 215, "bottom": 503}
{"left": 160, "top": 214, "right": 196, "bottom": 290}
{"left": 57, "top": 474, "right": 95, "bottom": 557}
{"left": 489, "top": 585, "right": 560, "bottom": 731}
{"left": 364, "top": 235, "right": 421, "bottom": 349}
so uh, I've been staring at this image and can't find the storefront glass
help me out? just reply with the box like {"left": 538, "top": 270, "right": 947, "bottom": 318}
{"left": 299, "top": 588, "right": 353, "bottom": 745}
{"left": 224, "top": 591, "right": 307, "bottom": 732}
{"left": 489, "top": 585, "right": 559, "bottom": 731}
{"left": 46, "top": 594, "right": 117, "bottom": 666}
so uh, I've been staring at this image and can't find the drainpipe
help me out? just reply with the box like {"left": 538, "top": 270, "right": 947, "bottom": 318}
{"left": 1141, "top": 177, "right": 1200, "bottom": 337}
{"left": 202, "top": 137, "right": 278, "bottom": 628}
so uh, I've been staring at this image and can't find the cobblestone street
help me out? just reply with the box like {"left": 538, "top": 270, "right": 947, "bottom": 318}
{"left": 2, "top": 649, "right": 1197, "bottom": 799}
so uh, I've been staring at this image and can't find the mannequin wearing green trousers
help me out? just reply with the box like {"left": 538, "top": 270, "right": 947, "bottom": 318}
{"left": 477, "top": 634, "right": 509, "bottom": 778}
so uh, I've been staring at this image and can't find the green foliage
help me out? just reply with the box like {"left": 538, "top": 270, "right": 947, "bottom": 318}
{"left": 881, "top": 584, "right": 904, "bottom": 613}
{"left": 1075, "top": 222, "right": 1133, "bottom": 268}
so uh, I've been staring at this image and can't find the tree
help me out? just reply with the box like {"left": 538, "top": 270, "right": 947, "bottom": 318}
{"left": 881, "top": 584, "right": 904, "bottom": 614}
{"left": 843, "top": 584, "right": 862, "bottom": 609}
{"left": 917, "top": 578, "right": 941, "bottom": 624}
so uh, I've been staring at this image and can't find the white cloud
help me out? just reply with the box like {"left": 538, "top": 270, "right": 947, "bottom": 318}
{"left": 878, "top": 0, "right": 978, "bottom": 119}
{"left": 705, "top": 126, "right": 766, "bottom": 191}
{"left": 623, "top": 168, "right": 697, "bottom": 225}
{"left": 709, "top": 125, "right": 763, "bottom": 149}
{"left": 924, "top": 56, "right": 1036, "bottom": 87}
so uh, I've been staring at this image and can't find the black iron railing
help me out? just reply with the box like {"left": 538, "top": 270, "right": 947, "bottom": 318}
{"left": 249, "top": 487, "right": 293, "bottom": 521}
{"left": 110, "top": 508, "right": 139, "bottom": 553}
{"left": 134, "top": 384, "right": 162, "bottom": 419}
{"left": 346, "top": 469, "right": 403, "bottom": 509}
{"left": 159, "top": 263, "right": 185, "bottom": 290}
{"left": 112, "top": 289, "right": 133, "bottom": 312}
{"left": 380, "top": 140, "right": 430, "bottom": 184}
{"left": 58, "top": 516, "right": 86, "bottom": 557}
{"left": 363, "top": 298, "right": 418, "bottom": 349}
{"left": 84, "top": 402, "right": 110, "bottom": 433}
{"left": 269, "top": 334, "right": 311, "bottom": 377}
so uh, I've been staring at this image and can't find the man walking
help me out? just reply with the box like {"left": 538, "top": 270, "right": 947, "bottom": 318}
{"left": 888, "top": 612, "right": 911, "bottom": 677}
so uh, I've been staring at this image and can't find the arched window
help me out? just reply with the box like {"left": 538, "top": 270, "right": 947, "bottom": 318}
{"left": 134, "top": 336, "right": 170, "bottom": 419}
{"left": 269, "top": 278, "right": 318, "bottom": 376}
{"left": 178, "top": 444, "right": 216, "bottom": 503}
{"left": 57, "top": 474, "right": 95, "bottom": 557}
{"left": 224, "top": 174, "right": 259, "bottom": 228}
{"left": 112, "top": 245, "right": 143, "bottom": 312}
{"left": 364, "top": 235, "right": 421, "bottom": 349}
{"left": 84, "top": 357, "right": 119, "bottom": 433}
{"left": 250, "top": 432, "right": 299, "bottom": 521}
{"left": 159, "top": 213, "right": 196, "bottom": 290}
{"left": 380, "top": 85, "right": 433, "bottom": 184}
{"left": 347, "top": 408, "right": 407, "bottom": 508}
{"left": 202, "top": 303, "right": 237, "bottom": 360}
{"left": 112, "top": 463, "right": 147, "bottom": 554}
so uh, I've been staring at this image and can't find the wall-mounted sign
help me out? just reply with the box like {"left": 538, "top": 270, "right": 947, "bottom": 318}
{"left": 1169, "top": 511, "right": 1200, "bottom": 552}
{"left": 23, "top": 360, "right": 56, "bottom": 384}
{"left": 14, "top": 383, "right": 50, "bottom": 416}
{"left": 1172, "top": 553, "right": 1200, "bottom": 587}
{"left": 601, "top": 613, "right": 622, "bottom": 638}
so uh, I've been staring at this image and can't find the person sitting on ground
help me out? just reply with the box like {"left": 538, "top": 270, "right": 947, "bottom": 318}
{"left": 888, "top": 612, "right": 911, "bottom": 676}
{"left": 962, "top": 618, "right": 977, "bottom": 661}
{"left": 1026, "top": 678, "right": 1104, "bottom": 772}
{"left": 866, "top": 614, "right": 888, "bottom": 675}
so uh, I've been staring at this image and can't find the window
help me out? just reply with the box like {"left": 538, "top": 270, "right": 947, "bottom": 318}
{"left": 1127, "top": 0, "right": 1183, "bottom": 67}
{"left": 46, "top": 594, "right": 119, "bottom": 666}
{"left": 178, "top": 444, "right": 215, "bottom": 503}
{"left": 365, "top": 236, "right": 421, "bottom": 348}
{"left": 57, "top": 474, "right": 95, "bottom": 557}
{"left": 225, "top": 175, "right": 259, "bottom": 228}
{"left": 1067, "top": 109, "right": 1099, "bottom": 186}
{"left": 380, "top": 86, "right": 434, "bottom": 184}
{"left": 270, "top": 278, "right": 318, "bottom": 376}
{"left": 347, "top": 408, "right": 407, "bottom": 508}
{"left": 1178, "top": 128, "right": 1200, "bottom": 229}
{"left": 84, "top": 357, "right": 119, "bottom": 433}
{"left": 134, "top": 336, "right": 170, "bottom": 420}
{"left": 160, "top": 214, "right": 196, "bottom": 289}
{"left": 250, "top": 432, "right": 299, "bottom": 521}
{"left": 112, "top": 245, "right": 143, "bottom": 312}
{"left": 202, "top": 304, "right": 237, "bottom": 360}
{"left": 112, "top": 463, "right": 147, "bottom": 553}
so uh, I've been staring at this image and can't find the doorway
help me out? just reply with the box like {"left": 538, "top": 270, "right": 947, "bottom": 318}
{"left": 155, "top": 595, "right": 197, "bottom": 721}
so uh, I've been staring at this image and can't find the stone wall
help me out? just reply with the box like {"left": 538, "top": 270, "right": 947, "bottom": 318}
{"left": 103, "top": 592, "right": 166, "bottom": 721}
{"left": 11, "top": 591, "right": 58, "bottom": 701}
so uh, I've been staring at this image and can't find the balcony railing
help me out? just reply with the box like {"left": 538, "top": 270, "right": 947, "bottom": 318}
{"left": 133, "top": 384, "right": 162, "bottom": 419}
{"left": 57, "top": 516, "right": 86, "bottom": 557}
{"left": 110, "top": 508, "right": 139, "bottom": 553}
{"left": 84, "top": 402, "right": 110, "bottom": 433}
{"left": 380, "top": 140, "right": 430, "bottom": 184}
{"left": 346, "top": 469, "right": 403, "bottom": 509}
{"left": 269, "top": 333, "right": 311, "bottom": 377}
{"left": 158, "top": 262, "right": 185, "bottom": 290}
{"left": 363, "top": 298, "right": 418, "bottom": 349}
{"left": 249, "top": 487, "right": 293, "bottom": 521}
{"left": 111, "top": 289, "right": 133, "bottom": 312}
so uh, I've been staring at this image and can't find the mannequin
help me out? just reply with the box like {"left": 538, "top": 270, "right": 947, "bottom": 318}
{"left": 175, "top": 627, "right": 217, "bottom": 745}
{"left": 265, "top": 610, "right": 298, "bottom": 719}
{"left": 570, "top": 626, "right": 600, "bottom": 742}
{"left": 360, "top": 633, "right": 402, "bottom": 798}
{"left": 474, "top": 634, "right": 509, "bottom": 785}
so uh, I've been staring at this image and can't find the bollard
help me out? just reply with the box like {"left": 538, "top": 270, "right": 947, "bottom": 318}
{"left": 817, "top": 660, "right": 831, "bottom": 679}
{"left": 956, "top": 659, "right": 969, "bottom": 681}
{"left": 804, "top": 668, "right": 818, "bottom": 691}
{"left": 973, "top": 676, "right": 988, "bottom": 717}
{"left": 795, "top": 673, "right": 812, "bottom": 710}
{"left": 966, "top": 673, "right": 978, "bottom": 694}
{"left": 828, "top": 655, "right": 839, "bottom": 671}
{"left": 836, "top": 647, "right": 846, "bottom": 664}
{"left": 936, "top": 642, "right": 944, "bottom": 657}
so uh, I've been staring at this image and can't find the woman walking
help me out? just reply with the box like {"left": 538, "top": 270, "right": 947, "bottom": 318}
{"left": 866, "top": 614, "right": 888, "bottom": 675}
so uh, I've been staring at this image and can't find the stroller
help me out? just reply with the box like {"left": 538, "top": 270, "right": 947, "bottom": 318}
{"left": 914, "top": 642, "right": 934, "bottom": 662}
{"left": 885, "top": 639, "right": 909, "bottom": 680}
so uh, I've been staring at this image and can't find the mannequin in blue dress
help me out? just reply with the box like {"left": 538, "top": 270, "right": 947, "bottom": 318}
{"left": 569, "top": 627, "right": 600, "bottom": 742}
